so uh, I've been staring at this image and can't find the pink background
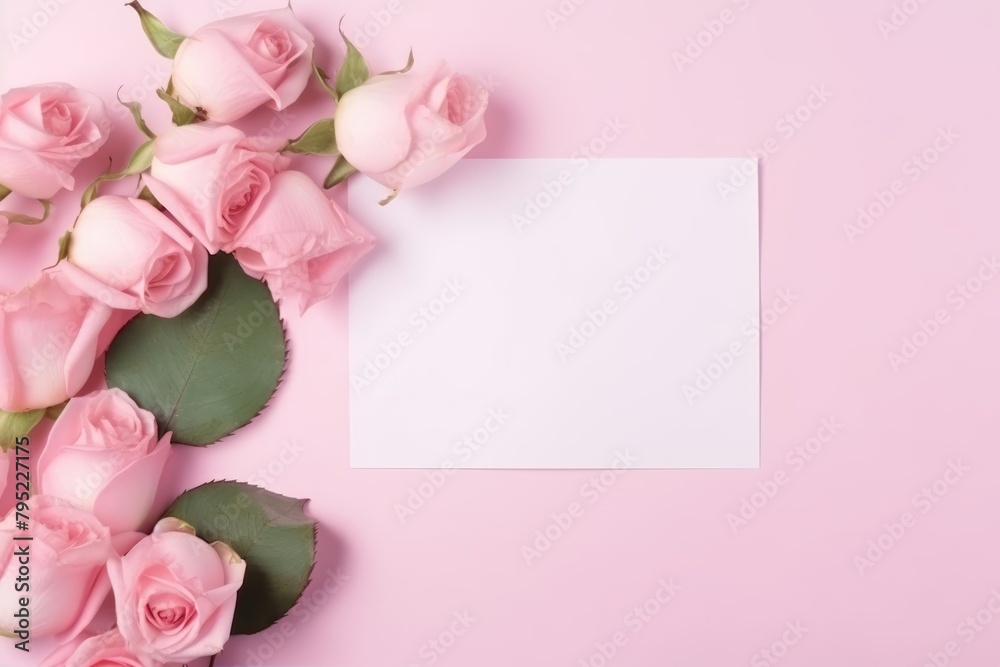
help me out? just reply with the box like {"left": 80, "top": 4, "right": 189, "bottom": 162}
{"left": 2, "top": 0, "right": 1000, "bottom": 665}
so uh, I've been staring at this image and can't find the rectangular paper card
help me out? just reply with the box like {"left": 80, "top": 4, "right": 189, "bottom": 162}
{"left": 348, "top": 159, "right": 759, "bottom": 469}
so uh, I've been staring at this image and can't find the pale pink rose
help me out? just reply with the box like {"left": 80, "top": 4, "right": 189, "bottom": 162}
{"left": 0, "top": 266, "right": 122, "bottom": 412}
{"left": 37, "top": 388, "right": 170, "bottom": 534}
{"left": 171, "top": 9, "right": 314, "bottom": 123}
{"left": 0, "top": 450, "right": 7, "bottom": 502}
{"left": 0, "top": 214, "right": 8, "bottom": 247}
{"left": 60, "top": 196, "right": 208, "bottom": 318}
{"left": 39, "top": 628, "right": 165, "bottom": 667}
{"left": 335, "top": 61, "right": 489, "bottom": 192}
{"left": 0, "top": 83, "right": 110, "bottom": 199}
{"left": 232, "top": 170, "right": 375, "bottom": 314}
{"left": 0, "top": 496, "right": 113, "bottom": 641}
{"left": 109, "top": 518, "right": 246, "bottom": 663}
{"left": 143, "top": 123, "right": 289, "bottom": 253}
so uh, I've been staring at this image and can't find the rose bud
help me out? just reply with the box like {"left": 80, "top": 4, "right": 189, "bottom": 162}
{"left": 109, "top": 518, "right": 246, "bottom": 663}
{"left": 37, "top": 388, "right": 171, "bottom": 534}
{"left": 170, "top": 8, "right": 314, "bottom": 123}
{"left": 232, "top": 170, "right": 375, "bottom": 315}
{"left": 0, "top": 496, "right": 114, "bottom": 641}
{"left": 0, "top": 83, "right": 110, "bottom": 199}
{"left": 60, "top": 196, "right": 209, "bottom": 318}
{"left": 334, "top": 61, "right": 488, "bottom": 194}
{"left": 0, "top": 266, "right": 123, "bottom": 412}
{"left": 143, "top": 123, "right": 289, "bottom": 253}
{"left": 39, "top": 628, "right": 163, "bottom": 667}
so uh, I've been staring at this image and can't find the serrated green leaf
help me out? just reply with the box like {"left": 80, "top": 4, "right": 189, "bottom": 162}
{"left": 81, "top": 140, "right": 155, "bottom": 208}
{"left": 323, "top": 155, "right": 357, "bottom": 189}
{"left": 1, "top": 199, "right": 51, "bottom": 225}
{"left": 156, "top": 88, "right": 200, "bottom": 126}
{"left": 284, "top": 118, "right": 338, "bottom": 155}
{"left": 381, "top": 49, "right": 414, "bottom": 75}
{"left": 126, "top": 0, "right": 187, "bottom": 58}
{"left": 334, "top": 17, "right": 370, "bottom": 100}
{"left": 105, "top": 253, "right": 286, "bottom": 446}
{"left": 162, "top": 481, "right": 317, "bottom": 635}
{"left": 117, "top": 91, "right": 156, "bottom": 139}
{"left": 0, "top": 409, "right": 44, "bottom": 453}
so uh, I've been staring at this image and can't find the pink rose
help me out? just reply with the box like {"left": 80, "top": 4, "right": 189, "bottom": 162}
{"left": 0, "top": 214, "right": 8, "bottom": 247}
{"left": 39, "top": 628, "right": 164, "bottom": 667}
{"left": 109, "top": 518, "right": 245, "bottom": 663}
{"left": 37, "top": 388, "right": 170, "bottom": 534}
{"left": 232, "top": 170, "right": 375, "bottom": 314}
{"left": 0, "top": 83, "right": 110, "bottom": 199}
{"left": 0, "top": 266, "right": 121, "bottom": 412}
{"left": 171, "top": 9, "right": 314, "bottom": 123}
{"left": 143, "top": 123, "right": 289, "bottom": 253}
{"left": 60, "top": 196, "right": 208, "bottom": 318}
{"left": 334, "top": 61, "right": 489, "bottom": 193}
{"left": 0, "top": 496, "right": 113, "bottom": 641}
{"left": 0, "top": 450, "right": 7, "bottom": 501}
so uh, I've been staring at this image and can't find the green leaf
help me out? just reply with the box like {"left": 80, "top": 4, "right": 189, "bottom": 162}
{"left": 1, "top": 199, "right": 51, "bottom": 225}
{"left": 105, "top": 253, "right": 286, "bottom": 446}
{"left": 156, "top": 88, "right": 201, "bottom": 126}
{"left": 81, "top": 140, "right": 155, "bottom": 208}
{"left": 323, "top": 155, "right": 357, "bottom": 189}
{"left": 0, "top": 409, "right": 44, "bottom": 453}
{"left": 380, "top": 49, "right": 414, "bottom": 75}
{"left": 117, "top": 90, "right": 156, "bottom": 139}
{"left": 312, "top": 53, "right": 337, "bottom": 98}
{"left": 126, "top": 0, "right": 187, "bottom": 58}
{"left": 162, "top": 481, "right": 317, "bottom": 635}
{"left": 0, "top": 185, "right": 10, "bottom": 203}
{"left": 284, "top": 118, "right": 338, "bottom": 155}
{"left": 334, "top": 17, "right": 370, "bottom": 100}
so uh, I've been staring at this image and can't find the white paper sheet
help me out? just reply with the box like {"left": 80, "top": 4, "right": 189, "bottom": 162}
{"left": 348, "top": 159, "right": 759, "bottom": 469}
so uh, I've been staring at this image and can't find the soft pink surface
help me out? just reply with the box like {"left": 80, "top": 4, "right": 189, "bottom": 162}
{"left": 2, "top": 1, "right": 999, "bottom": 666}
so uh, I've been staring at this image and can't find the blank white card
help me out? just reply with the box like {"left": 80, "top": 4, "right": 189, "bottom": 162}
{"left": 348, "top": 159, "right": 759, "bottom": 469}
